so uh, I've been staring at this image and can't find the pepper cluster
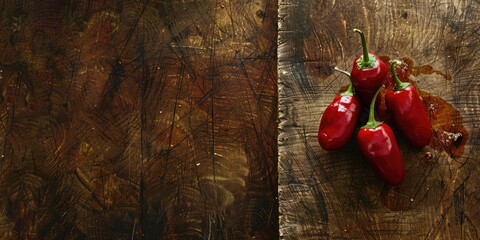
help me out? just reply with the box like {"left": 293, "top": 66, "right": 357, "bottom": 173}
{"left": 317, "top": 29, "right": 432, "bottom": 186}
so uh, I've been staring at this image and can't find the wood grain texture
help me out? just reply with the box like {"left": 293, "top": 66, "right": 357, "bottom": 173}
{"left": 0, "top": 0, "right": 277, "bottom": 239}
{"left": 278, "top": 0, "right": 480, "bottom": 239}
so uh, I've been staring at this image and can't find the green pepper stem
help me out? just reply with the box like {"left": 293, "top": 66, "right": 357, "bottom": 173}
{"left": 363, "top": 86, "right": 383, "bottom": 129}
{"left": 333, "top": 67, "right": 350, "bottom": 77}
{"left": 354, "top": 29, "right": 376, "bottom": 69}
{"left": 334, "top": 67, "right": 354, "bottom": 96}
{"left": 390, "top": 60, "right": 411, "bottom": 91}
{"left": 354, "top": 29, "right": 369, "bottom": 63}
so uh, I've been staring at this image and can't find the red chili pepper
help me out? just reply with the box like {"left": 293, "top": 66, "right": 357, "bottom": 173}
{"left": 318, "top": 67, "right": 361, "bottom": 151}
{"left": 357, "top": 87, "right": 405, "bottom": 185}
{"left": 385, "top": 60, "right": 432, "bottom": 148}
{"left": 350, "top": 29, "right": 388, "bottom": 107}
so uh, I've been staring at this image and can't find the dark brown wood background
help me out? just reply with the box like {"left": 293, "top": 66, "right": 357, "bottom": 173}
{"left": 1, "top": 0, "right": 480, "bottom": 239}
{"left": 279, "top": 0, "right": 480, "bottom": 239}
{"left": 0, "top": 0, "right": 277, "bottom": 239}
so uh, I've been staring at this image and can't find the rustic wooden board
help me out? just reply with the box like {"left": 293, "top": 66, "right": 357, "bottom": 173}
{"left": 0, "top": 0, "right": 277, "bottom": 239}
{"left": 278, "top": 0, "right": 480, "bottom": 239}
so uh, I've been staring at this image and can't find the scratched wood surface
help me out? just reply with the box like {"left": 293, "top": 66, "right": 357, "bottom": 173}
{"left": 0, "top": 0, "right": 277, "bottom": 239}
{"left": 278, "top": 0, "right": 479, "bottom": 239}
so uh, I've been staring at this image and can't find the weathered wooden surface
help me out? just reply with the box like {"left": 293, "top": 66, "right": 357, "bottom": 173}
{"left": 0, "top": 0, "right": 277, "bottom": 239}
{"left": 279, "top": 0, "right": 479, "bottom": 239}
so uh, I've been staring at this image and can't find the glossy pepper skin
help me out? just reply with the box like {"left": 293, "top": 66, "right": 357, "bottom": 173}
{"left": 318, "top": 68, "right": 361, "bottom": 151}
{"left": 385, "top": 60, "right": 432, "bottom": 148}
{"left": 350, "top": 29, "right": 388, "bottom": 107}
{"left": 357, "top": 87, "right": 405, "bottom": 185}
